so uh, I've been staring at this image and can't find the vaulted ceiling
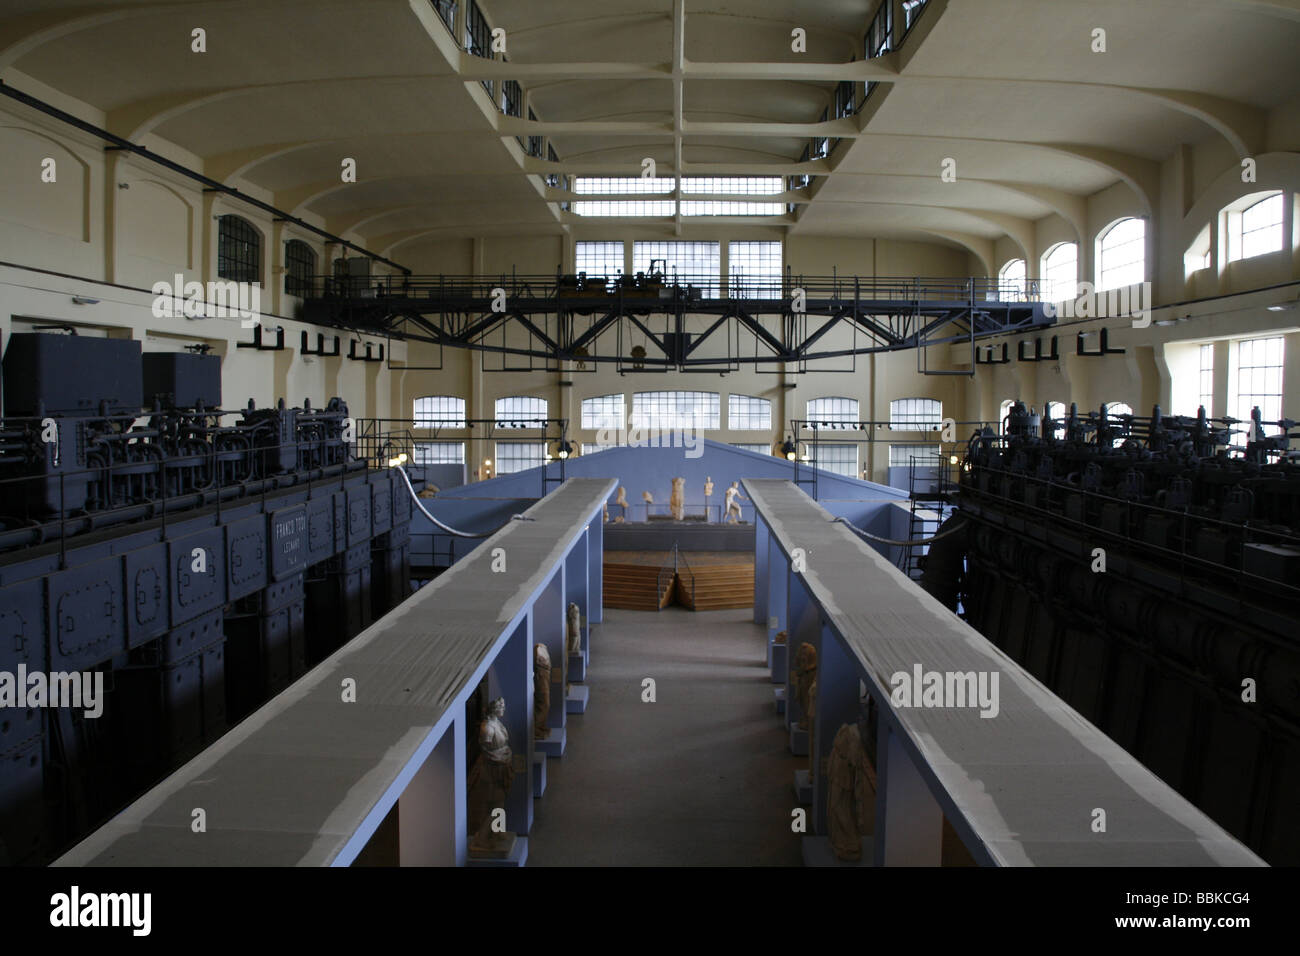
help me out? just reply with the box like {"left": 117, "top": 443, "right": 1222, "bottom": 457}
{"left": 2, "top": 0, "right": 1298, "bottom": 264}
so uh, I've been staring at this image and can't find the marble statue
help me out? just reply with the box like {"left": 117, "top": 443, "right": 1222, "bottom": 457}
{"left": 642, "top": 490, "right": 654, "bottom": 505}
{"left": 603, "top": 502, "right": 609, "bottom": 523}
{"left": 826, "top": 721, "right": 872, "bottom": 862}
{"left": 567, "top": 602, "right": 582, "bottom": 658}
{"left": 724, "top": 481, "right": 746, "bottom": 523}
{"left": 669, "top": 477, "right": 685, "bottom": 521}
{"left": 467, "top": 697, "right": 516, "bottom": 857}
{"left": 616, "top": 486, "right": 628, "bottom": 509}
{"left": 703, "top": 476, "right": 714, "bottom": 498}
{"left": 533, "top": 644, "right": 551, "bottom": 739}
{"left": 793, "top": 642, "right": 817, "bottom": 731}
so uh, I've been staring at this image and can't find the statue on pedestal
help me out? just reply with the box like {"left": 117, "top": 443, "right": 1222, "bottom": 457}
{"left": 614, "top": 487, "right": 629, "bottom": 524}
{"left": 724, "top": 481, "right": 746, "bottom": 523}
{"left": 533, "top": 644, "right": 551, "bottom": 739}
{"left": 567, "top": 602, "right": 582, "bottom": 658}
{"left": 467, "top": 697, "right": 516, "bottom": 857}
{"left": 603, "top": 502, "right": 609, "bottom": 523}
{"left": 826, "top": 720, "right": 872, "bottom": 862}
{"left": 703, "top": 476, "right": 714, "bottom": 520}
{"left": 670, "top": 477, "right": 685, "bottom": 521}
{"left": 793, "top": 642, "right": 817, "bottom": 731}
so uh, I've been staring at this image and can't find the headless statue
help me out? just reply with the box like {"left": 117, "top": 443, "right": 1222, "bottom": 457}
{"left": 670, "top": 477, "right": 685, "bottom": 521}
{"left": 467, "top": 697, "right": 516, "bottom": 857}
{"left": 533, "top": 644, "right": 551, "bottom": 739}
{"left": 567, "top": 602, "right": 582, "bottom": 658}
{"left": 826, "top": 721, "right": 872, "bottom": 861}
{"left": 793, "top": 642, "right": 817, "bottom": 731}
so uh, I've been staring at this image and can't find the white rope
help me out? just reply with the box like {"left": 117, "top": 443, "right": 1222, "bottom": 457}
{"left": 393, "top": 466, "right": 532, "bottom": 538}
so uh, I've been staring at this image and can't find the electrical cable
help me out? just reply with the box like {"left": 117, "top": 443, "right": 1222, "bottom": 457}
{"left": 393, "top": 465, "right": 533, "bottom": 537}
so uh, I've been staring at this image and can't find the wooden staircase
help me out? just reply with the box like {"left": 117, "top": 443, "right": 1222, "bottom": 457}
{"left": 603, "top": 550, "right": 753, "bottom": 611}
{"left": 678, "top": 562, "right": 755, "bottom": 610}
{"left": 603, "top": 561, "right": 675, "bottom": 611}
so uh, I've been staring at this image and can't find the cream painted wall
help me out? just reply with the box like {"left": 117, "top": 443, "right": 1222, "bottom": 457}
{"left": 3, "top": 73, "right": 1299, "bottom": 475}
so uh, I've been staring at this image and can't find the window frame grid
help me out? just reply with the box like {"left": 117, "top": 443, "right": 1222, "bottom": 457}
{"left": 217, "top": 215, "right": 261, "bottom": 285}
{"left": 727, "top": 393, "right": 773, "bottom": 431}
{"left": 494, "top": 395, "right": 549, "bottom": 429}
{"left": 283, "top": 239, "right": 316, "bottom": 298}
{"left": 806, "top": 397, "right": 860, "bottom": 431}
{"left": 630, "top": 390, "right": 720, "bottom": 431}
{"left": 633, "top": 241, "right": 721, "bottom": 297}
{"left": 495, "top": 441, "right": 547, "bottom": 474}
{"left": 413, "top": 395, "right": 467, "bottom": 429}
{"left": 412, "top": 441, "right": 465, "bottom": 465}
{"left": 581, "top": 393, "right": 625, "bottom": 430}
{"left": 1098, "top": 218, "right": 1146, "bottom": 292}
{"left": 808, "top": 442, "right": 858, "bottom": 478}
{"left": 889, "top": 397, "right": 942, "bottom": 432}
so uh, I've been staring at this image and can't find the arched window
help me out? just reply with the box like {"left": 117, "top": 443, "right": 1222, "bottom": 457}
{"left": 889, "top": 397, "right": 942, "bottom": 431}
{"left": 631, "top": 391, "right": 719, "bottom": 430}
{"left": 413, "top": 396, "right": 466, "bottom": 428}
{"left": 284, "top": 239, "right": 316, "bottom": 298}
{"left": 1104, "top": 402, "right": 1133, "bottom": 418}
{"left": 1227, "top": 192, "right": 1284, "bottom": 262}
{"left": 728, "top": 394, "right": 772, "bottom": 430}
{"left": 495, "top": 395, "right": 549, "bottom": 428}
{"left": 998, "top": 399, "right": 1015, "bottom": 429}
{"left": 1041, "top": 242, "right": 1078, "bottom": 304}
{"left": 581, "top": 394, "right": 624, "bottom": 430}
{"left": 1044, "top": 401, "right": 1066, "bottom": 437}
{"left": 1097, "top": 218, "right": 1145, "bottom": 291}
{"left": 998, "top": 259, "right": 1026, "bottom": 300}
{"left": 806, "top": 397, "right": 859, "bottom": 430}
{"left": 217, "top": 215, "right": 260, "bottom": 283}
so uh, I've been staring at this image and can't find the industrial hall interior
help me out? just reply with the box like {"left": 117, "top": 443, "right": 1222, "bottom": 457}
{"left": 0, "top": 0, "right": 1296, "bottom": 870}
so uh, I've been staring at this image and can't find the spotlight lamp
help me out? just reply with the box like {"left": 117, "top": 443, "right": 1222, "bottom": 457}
{"left": 557, "top": 440, "right": 573, "bottom": 460}
{"left": 781, "top": 437, "right": 798, "bottom": 461}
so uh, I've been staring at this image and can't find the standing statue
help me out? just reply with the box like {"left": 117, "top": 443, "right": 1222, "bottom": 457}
{"left": 616, "top": 486, "right": 628, "bottom": 510}
{"left": 533, "top": 644, "right": 551, "bottom": 739}
{"left": 826, "top": 720, "right": 872, "bottom": 861}
{"left": 670, "top": 477, "right": 685, "bottom": 521}
{"left": 603, "top": 502, "right": 609, "bottom": 523}
{"left": 567, "top": 602, "right": 582, "bottom": 658}
{"left": 642, "top": 490, "right": 654, "bottom": 505}
{"left": 793, "top": 642, "right": 817, "bottom": 731}
{"left": 724, "top": 481, "right": 746, "bottom": 523}
{"left": 703, "top": 476, "right": 714, "bottom": 498}
{"left": 467, "top": 697, "right": 516, "bottom": 857}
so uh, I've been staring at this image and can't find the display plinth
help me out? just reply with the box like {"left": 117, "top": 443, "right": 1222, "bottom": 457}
{"left": 770, "top": 641, "right": 787, "bottom": 684}
{"left": 774, "top": 685, "right": 785, "bottom": 714}
{"left": 569, "top": 651, "right": 587, "bottom": 682}
{"left": 801, "top": 836, "right": 871, "bottom": 867}
{"left": 536, "top": 726, "right": 567, "bottom": 757}
{"left": 793, "top": 768, "right": 812, "bottom": 805}
{"left": 467, "top": 836, "right": 528, "bottom": 867}
{"left": 789, "top": 726, "right": 809, "bottom": 756}
{"left": 566, "top": 684, "right": 589, "bottom": 714}
{"left": 533, "top": 752, "right": 547, "bottom": 797}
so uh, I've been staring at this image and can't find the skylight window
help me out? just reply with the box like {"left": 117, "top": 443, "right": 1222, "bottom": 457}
{"left": 572, "top": 200, "right": 675, "bottom": 217}
{"left": 574, "top": 178, "right": 674, "bottom": 194}
{"left": 682, "top": 177, "right": 783, "bottom": 195}
{"left": 680, "top": 201, "right": 785, "bottom": 216}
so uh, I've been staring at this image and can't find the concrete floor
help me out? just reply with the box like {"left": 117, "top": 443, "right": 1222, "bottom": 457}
{"left": 527, "top": 607, "right": 805, "bottom": 866}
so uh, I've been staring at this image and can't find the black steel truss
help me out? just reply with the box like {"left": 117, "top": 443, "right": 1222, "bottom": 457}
{"left": 302, "top": 273, "right": 1053, "bottom": 371}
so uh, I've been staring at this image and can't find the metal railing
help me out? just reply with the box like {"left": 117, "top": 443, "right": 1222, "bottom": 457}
{"left": 306, "top": 271, "right": 1046, "bottom": 304}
